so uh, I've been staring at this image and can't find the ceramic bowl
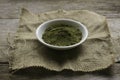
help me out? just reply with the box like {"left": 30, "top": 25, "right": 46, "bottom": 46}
{"left": 36, "top": 19, "right": 88, "bottom": 50}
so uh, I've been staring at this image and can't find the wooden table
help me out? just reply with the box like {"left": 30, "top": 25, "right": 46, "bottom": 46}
{"left": 0, "top": 0, "right": 120, "bottom": 80}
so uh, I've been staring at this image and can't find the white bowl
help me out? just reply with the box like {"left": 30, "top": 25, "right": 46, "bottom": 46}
{"left": 36, "top": 19, "right": 88, "bottom": 50}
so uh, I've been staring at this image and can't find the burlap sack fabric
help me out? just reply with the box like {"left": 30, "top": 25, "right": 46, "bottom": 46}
{"left": 9, "top": 8, "right": 115, "bottom": 73}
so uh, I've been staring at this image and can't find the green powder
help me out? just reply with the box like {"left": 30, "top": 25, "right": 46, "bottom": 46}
{"left": 42, "top": 25, "right": 82, "bottom": 46}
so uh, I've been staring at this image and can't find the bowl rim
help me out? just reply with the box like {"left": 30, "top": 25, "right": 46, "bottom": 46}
{"left": 36, "top": 19, "right": 88, "bottom": 49}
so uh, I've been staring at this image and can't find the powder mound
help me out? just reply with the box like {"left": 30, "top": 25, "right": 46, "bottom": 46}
{"left": 42, "top": 25, "right": 82, "bottom": 46}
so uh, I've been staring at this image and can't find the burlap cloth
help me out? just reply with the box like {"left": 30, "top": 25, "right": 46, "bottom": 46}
{"left": 9, "top": 8, "right": 115, "bottom": 73}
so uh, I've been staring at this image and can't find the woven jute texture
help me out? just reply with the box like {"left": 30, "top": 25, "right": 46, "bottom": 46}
{"left": 9, "top": 8, "right": 115, "bottom": 73}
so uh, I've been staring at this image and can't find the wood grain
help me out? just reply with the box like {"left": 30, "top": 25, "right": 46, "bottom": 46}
{"left": 0, "top": 64, "right": 9, "bottom": 80}
{"left": 0, "top": 0, "right": 119, "bottom": 19}
{"left": 0, "top": 63, "right": 120, "bottom": 80}
{"left": 0, "top": 19, "right": 19, "bottom": 62}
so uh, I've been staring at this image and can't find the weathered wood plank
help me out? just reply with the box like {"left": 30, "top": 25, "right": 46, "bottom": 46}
{"left": 0, "top": 3, "right": 20, "bottom": 19}
{"left": 0, "top": 0, "right": 119, "bottom": 19}
{"left": 0, "top": 64, "right": 9, "bottom": 80}
{"left": 0, "top": 19, "right": 19, "bottom": 62}
{"left": 107, "top": 19, "right": 120, "bottom": 38}
{"left": 107, "top": 19, "right": 120, "bottom": 62}
{"left": 0, "top": 19, "right": 19, "bottom": 48}
{"left": 0, "top": 63, "right": 120, "bottom": 80}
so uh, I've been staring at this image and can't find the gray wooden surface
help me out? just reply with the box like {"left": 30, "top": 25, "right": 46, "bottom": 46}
{"left": 0, "top": 0, "right": 120, "bottom": 80}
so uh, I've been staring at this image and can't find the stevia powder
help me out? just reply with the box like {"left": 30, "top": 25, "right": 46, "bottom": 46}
{"left": 42, "top": 25, "right": 82, "bottom": 46}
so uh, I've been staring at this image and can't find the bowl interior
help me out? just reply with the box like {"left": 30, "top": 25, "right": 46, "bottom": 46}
{"left": 36, "top": 19, "right": 88, "bottom": 50}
